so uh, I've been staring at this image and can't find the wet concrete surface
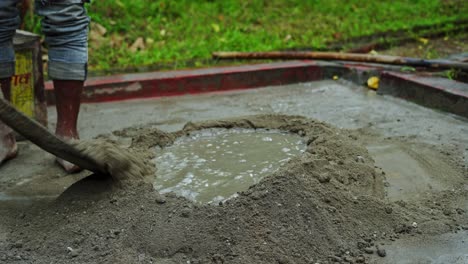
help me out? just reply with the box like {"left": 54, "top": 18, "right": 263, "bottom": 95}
{"left": 366, "top": 143, "right": 462, "bottom": 202}
{"left": 368, "top": 143, "right": 440, "bottom": 201}
{"left": 47, "top": 80, "right": 468, "bottom": 147}
{"left": 1, "top": 80, "right": 467, "bottom": 263}
{"left": 369, "top": 231, "right": 468, "bottom": 264}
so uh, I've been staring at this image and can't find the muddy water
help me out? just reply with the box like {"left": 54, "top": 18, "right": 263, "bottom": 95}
{"left": 153, "top": 129, "right": 306, "bottom": 203}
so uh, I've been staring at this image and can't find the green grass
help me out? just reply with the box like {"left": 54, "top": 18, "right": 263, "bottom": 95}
{"left": 25, "top": 0, "right": 468, "bottom": 71}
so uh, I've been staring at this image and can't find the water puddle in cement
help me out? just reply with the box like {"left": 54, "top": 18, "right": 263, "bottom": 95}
{"left": 153, "top": 129, "right": 306, "bottom": 203}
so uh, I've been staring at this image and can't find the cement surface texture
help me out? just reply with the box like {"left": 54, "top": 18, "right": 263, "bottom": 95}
{"left": 0, "top": 80, "right": 467, "bottom": 263}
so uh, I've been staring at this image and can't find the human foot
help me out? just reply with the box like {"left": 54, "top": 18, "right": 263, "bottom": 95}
{"left": 56, "top": 157, "right": 82, "bottom": 173}
{"left": 55, "top": 133, "right": 82, "bottom": 173}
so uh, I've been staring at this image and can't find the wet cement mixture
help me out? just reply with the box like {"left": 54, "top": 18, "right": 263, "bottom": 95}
{"left": 0, "top": 114, "right": 466, "bottom": 264}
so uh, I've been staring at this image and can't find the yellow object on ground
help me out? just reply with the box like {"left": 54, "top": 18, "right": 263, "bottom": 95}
{"left": 367, "top": 76, "right": 379, "bottom": 90}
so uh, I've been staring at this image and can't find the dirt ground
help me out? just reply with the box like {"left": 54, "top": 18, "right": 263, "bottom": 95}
{"left": 0, "top": 112, "right": 466, "bottom": 264}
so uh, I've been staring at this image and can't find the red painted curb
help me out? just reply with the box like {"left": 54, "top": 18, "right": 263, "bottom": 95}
{"left": 45, "top": 61, "right": 322, "bottom": 104}
{"left": 44, "top": 60, "right": 468, "bottom": 119}
{"left": 379, "top": 71, "right": 468, "bottom": 118}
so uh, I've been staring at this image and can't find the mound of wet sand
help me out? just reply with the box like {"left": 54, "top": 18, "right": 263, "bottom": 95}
{"left": 0, "top": 115, "right": 465, "bottom": 264}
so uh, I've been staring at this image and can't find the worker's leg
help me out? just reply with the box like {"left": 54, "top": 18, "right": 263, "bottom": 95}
{"left": 53, "top": 80, "right": 83, "bottom": 140}
{"left": 0, "top": 0, "right": 20, "bottom": 164}
{"left": 0, "top": 78, "right": 18, "bottom": 164}
{"left": 35, "top": 0, "right": 90, "bottom": 172}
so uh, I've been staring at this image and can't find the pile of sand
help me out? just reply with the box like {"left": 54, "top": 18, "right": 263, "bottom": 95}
{"left": 0, "top": 115, "right": 465, "bottom": 264}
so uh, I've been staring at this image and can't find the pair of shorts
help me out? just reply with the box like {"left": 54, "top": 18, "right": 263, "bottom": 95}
{"left": 0, "top": 0, "right": 90, "bottom": 80}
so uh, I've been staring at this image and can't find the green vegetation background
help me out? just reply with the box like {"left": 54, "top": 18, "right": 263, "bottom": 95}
{"left": 25, "top": 0, "right": 468, "bottom": 71}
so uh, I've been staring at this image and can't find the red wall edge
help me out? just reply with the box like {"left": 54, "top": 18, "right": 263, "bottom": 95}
{"left": 45, "top": 61, "right": 322, "bottom": 104}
